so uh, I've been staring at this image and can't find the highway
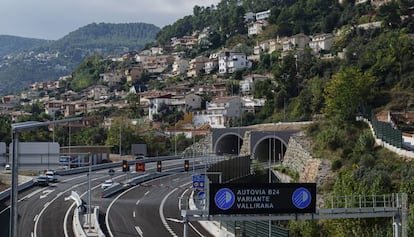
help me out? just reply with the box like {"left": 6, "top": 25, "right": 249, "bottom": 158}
{"left": 106, "top": 173, "right": 213, "bottom": 237}
{"left": 0, "top": 157, "right": 214, "bottom": 237}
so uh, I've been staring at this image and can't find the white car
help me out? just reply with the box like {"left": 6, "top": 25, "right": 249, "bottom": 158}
{"left": 101, "top": 179, "right": 114, "bottom": 189}
{"left": 4, "top": 164, "right": 11, "bottom": 170}
{"left": 45, "top": 170, "right": 58, "bottom": 182}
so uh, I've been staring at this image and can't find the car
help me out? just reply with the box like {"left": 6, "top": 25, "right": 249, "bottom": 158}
{"left": 4, "top": 164, "right": 11, "bottom": 170}
{"left": 34, "top": 175, "right": 49, "bottom": 186}
{"left": 135, "top": 154, "right": 146, "bottom": 160}
{"left": 101, "top": 179, "right": 114, "bottom": 189}
{"left": 45, "top": 170, "right": 58, "bottom": 182}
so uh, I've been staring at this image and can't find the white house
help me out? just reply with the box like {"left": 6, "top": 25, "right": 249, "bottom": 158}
{"left": 255, "top": 9, "right": 271, "bottom": 21}
{"left": 248, "top": 20, "right": 268, "bottom": 36}
{"left": 206, "top": 96, "right": 243, "bottom": 128}
{"left": 309, "top": 33, "right": 335, "bottom": 54}
{"left": 148, "top": 94, "right": 186, "bottom": 121}
{"left": 218, "top": 51, "right": 252, "bottom": 74}
{"left": 240, "top": 74, "right": 269, "bottom": 95}
{"left": 172, "top": 59, "right": 189, "bottom": 76}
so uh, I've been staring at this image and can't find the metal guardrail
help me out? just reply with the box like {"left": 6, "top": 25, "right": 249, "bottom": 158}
{"left": 0, "top": 178, "right": 34, "bottom": 202}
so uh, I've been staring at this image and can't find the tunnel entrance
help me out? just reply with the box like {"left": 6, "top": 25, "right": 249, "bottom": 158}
{"left": 253, "top": 137, "right": 286, "bottom": 163}
{"left": 215, "top": 134, "right": 243, "bottom": 155}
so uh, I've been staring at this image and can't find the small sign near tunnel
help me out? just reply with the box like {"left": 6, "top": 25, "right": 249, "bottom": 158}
{"left": 209, "top": 183, "right": 316, "bottom": 215}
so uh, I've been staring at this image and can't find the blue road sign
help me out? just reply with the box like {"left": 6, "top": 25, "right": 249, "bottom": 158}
{"left": 214, "top": 188, "right": 235, "bottom": 210}
{"left": 198, "top": 191, "right": 206, "bottom": 199}
{"left": 192, "top": 175, "right": 205, "bottom": 189}
{"left": 209, "top": 183, "right": 316, "bottom": 215}
{"left": 292, "top": 187, "right": 312, "bottom": 209}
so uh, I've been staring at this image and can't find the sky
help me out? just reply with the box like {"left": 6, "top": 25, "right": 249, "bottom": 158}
{"left": 0, "top": 0, "right": 221, "bottom": 40}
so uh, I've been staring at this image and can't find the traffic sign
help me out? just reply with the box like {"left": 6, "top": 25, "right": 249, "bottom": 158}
{"left": 192, "top": 175, "right": 205, "bottom": 190}
{"left": 209, "top": 183, "right": 316, "bottom": 215}
{"left": 136, "top": 162, "right": 145, "bottom": 172}
{"left": 108, "top": 169, "right": 115, "bottom": 176}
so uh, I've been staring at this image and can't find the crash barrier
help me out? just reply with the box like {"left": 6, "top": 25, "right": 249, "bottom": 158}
{"left": 68, "top": 191, "right": 105, "bottom": 237}
{"left": 73, "top": 207, "right": 87, "bottom": 237}
{"left": 56, "top": 155, "right": 181, "bottom": 176}
{"left": 357, "top": 116, "right": 414, "bottom": 159}
{"left": 101, "top": 164, "right": 206, "bottom": 198}
{"left": 0, "top": 176, "right": 34, "bottom": 201}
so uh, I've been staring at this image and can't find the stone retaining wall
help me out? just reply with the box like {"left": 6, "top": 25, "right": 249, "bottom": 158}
{"left": 282, "top": 131, "right": 332, "bottom": 187}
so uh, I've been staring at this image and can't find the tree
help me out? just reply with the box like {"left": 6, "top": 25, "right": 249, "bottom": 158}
{"left": 324, "top": 67, "right": 376, "bottom": 123}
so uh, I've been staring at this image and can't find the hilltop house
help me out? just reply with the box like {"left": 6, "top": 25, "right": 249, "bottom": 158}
{"left": 218, "top": 51, "right": 252, "bottom": 74}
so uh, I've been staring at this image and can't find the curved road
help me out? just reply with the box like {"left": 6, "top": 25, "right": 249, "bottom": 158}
{"left": 0, "top": 157, "right": 214, "bottom": 237}
{"left": 106, "top": 173, "right": 214, "bottom": 237}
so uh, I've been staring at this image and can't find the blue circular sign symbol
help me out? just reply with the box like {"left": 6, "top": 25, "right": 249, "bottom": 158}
{"left": 214, "top": 188, "right": 235, "bottom": 210}
{"left": 292, "top": 187, "right": 312, "bottom": 209}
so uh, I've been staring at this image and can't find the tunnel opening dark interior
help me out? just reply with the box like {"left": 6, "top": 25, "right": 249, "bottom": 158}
{"left": 254, "top": 138, "right": 286, "bottom": 163}
{"left": 215, "top": 134, "right": 243, "bottom": 155}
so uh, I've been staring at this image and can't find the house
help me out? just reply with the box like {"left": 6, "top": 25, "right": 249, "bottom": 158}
{"left": 255, "top": 9, "right": 271, "bottom": 21}
{"left": 185, "top": 93, "right": 202, "bottom": 111}
{"left": 171, "top": 36, "right": 198, "bottom": 50}
{"left": 88, "top": 85, "right": 110, "bottom": 101}
{"left": 218, "top": 51, "right": 252, "bottom": 74}
{"left": 129, "top": 85, "right": 146, "bottom": 94}
{"left": 63, "top": 100, "right": 94, "bottom": 117}
{"left": 125, "top": 67, "right": 144, "bottom": 83}
{"left": 45, "top": 100, "right": 63, "bottom": 115}
{"left": 248, "top": 20, "right": 268, "bottom": 36}
{"left": 187, "top": 56, "right": 209, "bottom": 77}
{"left": 282, "top": 33, "right": 310, "bottom": 57}
{"left": 100, "top": 72, "right": 123, "bottom": 87}
{"left": 254, "top": 38, "right": 284, "bottom": 55}
{"left": 147, "top": 94, "right": 186, "bottom": 121}
{"left": 2, "top": 95, "right": 20, "bottom": 105}
{"left": 240, "top": 74, "right": 269, "bottom": 95}
{"left": 205, "top": 96, "right": 243, "bottom": 128}
{"left": 141, "top": 55, "right": 174, "bottom": 74}
{"left": 205, "top": 53, "right": 219, "bottom": 74}
{"left": 244, "top": 12, "right": 255, "bottom": 23}
{"left": 150, "top": 47, "right": 164, "bottom": 55}
{"left": 309, "top": 33, "right": 335, "bottom": 54}
{"left": 172, "top": 59, "right": 189, "bottom": 76}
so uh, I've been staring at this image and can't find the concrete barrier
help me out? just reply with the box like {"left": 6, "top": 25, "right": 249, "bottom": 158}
{"left": 73, "top": 208, "right": 87, "bottom": 237}
{"left": 0, "top": 175, "right": 34, "bottom": 202}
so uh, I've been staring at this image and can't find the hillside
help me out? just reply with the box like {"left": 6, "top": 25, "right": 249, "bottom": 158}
{"left": 0, "top": 22, "right": 160, "bottom": 95}
{"left": 0, "top": 35, "right": 49, "bottom": 58}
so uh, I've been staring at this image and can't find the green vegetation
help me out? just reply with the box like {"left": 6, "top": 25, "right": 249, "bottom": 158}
{"left": 0, "top": 35, "right": 49, "bottom": 57}
{"left": 0, "top": 23, "right": 160, "bottom": 95}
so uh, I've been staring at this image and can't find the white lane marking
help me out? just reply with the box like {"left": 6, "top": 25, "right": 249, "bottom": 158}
{"left": 133, "top": 211, "right": 136, "bottom": 218}
{"left": 159, "top": 188, "right": 179, "bottom": 237}
{"left": 179, "top": 188, "right": 190, "bottom": 211}
{"left": 63, "top": 202, "right": 76, "bottom": 237}
{"left": 40, "top": 189, "right": 54, "bottom": 199}
{"left": 136, "top": 199, "right": 141, "bottom": 205}
{"left": 34, "top": 214, "right": 38, "bottom": 222}
{"left": 144, "top": 191, "right": 150, "bottom": 196}
{"left": 135, "top": 226, "right": 144, "bottom": 237}
{"left": 107, "top": 186, "right": 138, "bottom": 237}
{"left": 189, "top": 222, "right": 205, "bottom": 237}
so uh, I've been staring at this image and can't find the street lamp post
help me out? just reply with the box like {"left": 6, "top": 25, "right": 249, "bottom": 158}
{"left": 10, "top": 117, "right": 82, "bottom": 237}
